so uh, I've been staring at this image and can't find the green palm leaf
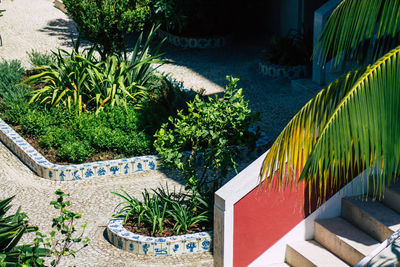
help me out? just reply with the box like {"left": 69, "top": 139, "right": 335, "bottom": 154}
{"left": 316, "top": 0, "right": 400, "bottom": 67}
{"left": 261, "top": 46, "right": 400, "bottom": 201}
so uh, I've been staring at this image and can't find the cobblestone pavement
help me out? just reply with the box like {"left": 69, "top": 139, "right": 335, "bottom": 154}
{"left": 0, "top": 141, "right": 214, "bottom": 266}
{"left": 0, "top": 0, "right": 321, "bottom": 266}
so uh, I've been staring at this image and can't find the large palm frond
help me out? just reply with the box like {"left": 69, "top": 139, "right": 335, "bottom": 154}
{"left": 316, "top": 0, "right": 400, "bottom": 67}
{"left": 261, "top": 46, "right": 400, "bottom": 200}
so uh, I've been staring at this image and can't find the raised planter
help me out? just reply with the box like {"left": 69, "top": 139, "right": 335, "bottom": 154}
{"left": 106, "top": 217, "right": 212, "bottom": 256}
{"left": 0, "top": 117, "right": 269, "bottom": 181}
{"left": 259, "top": 61, "right": 309, "bottom": 80}
{"left": 157, "top": 29, "right": 231, "bottom": 49}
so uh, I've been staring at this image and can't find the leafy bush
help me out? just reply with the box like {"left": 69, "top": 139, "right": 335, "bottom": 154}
{"left": 63, "top": 0, "right": 151, "bottom": 57}
{"left": 19, "top": 109, "right": 56, "bottom": 137}
{"left": 262, "top": 31, "right": 312, "bottom": 66}
{"left": 22, "top": 27, "right": 166, "bottom": 114}
{"left": 57, "top": 141, "right": 94, "bottom": 163}
{"left": 151, "top": 0, "right": 230, "bottom": 36}
{"left": 154, "top": 76, "right": 259, "bottom": 194}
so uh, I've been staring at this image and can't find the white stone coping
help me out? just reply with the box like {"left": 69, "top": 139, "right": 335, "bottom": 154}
{"left": 106, "top": 217, "right": 213, "bottom": 256}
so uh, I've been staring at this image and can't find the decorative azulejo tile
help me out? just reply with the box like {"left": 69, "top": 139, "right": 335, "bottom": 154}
{"left": 106, "top": 218, "right": 213, "bottom": 256}
{"left": 157, "top": 29, "right": 231, "bottom": 49}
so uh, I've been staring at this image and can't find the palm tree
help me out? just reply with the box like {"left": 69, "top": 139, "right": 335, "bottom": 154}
{"left": 260, "top": 0, "right": 400, "bottom": 201}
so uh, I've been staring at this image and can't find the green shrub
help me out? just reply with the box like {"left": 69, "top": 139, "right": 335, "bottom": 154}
{"left": 63, "top": 0, "right": 151, "bottom": 57}
{"left": 57, "top": 141, "right": 94, "bottom": 163}
{"left": 39, "top": 127, "right": 75, "bottom": 150}
{"left": 19, "top": 109, "right": 56, "bottom": 137}
{"left": 1, "top": 101, "right": 30, "bottom": 125}
{"left": 27, "top": 50, "right": 55, "bottom": 67}
{"left": 0, "top": 59, "right": 24, "bottom": 98}
{"left": 154, "top": 76, "right": 259, "bottom": 194}
{"left": 151, "top": 0, "right": 229, "bottom": 36}
{"left": 262, "top": 31, "right": 312, "bottom": 66}
{"left": 22, "top": 27, "right": 166, "bottom": 114}
{"left": 123, "top": 132, "right": 152, "bottom": 155}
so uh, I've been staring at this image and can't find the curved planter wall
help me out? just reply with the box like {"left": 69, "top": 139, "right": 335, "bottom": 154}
{"left": 158, "top": 30, "right": 231, "bottom": 49}
{"left": 0, "top": 118, "right": 269, "bottom": 181}
{"left": 106, "top": 218, "right": 212, "bottom": 256}
{"left": 259, "top": 61, "right": 309, "bottom": 80}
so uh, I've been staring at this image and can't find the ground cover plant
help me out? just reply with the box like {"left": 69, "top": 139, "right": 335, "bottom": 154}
{"left": 0, "top": 28, "right": 194, "bottom": 164}
{"left": 112, "top": 77, "right": 259, "bottom": 237}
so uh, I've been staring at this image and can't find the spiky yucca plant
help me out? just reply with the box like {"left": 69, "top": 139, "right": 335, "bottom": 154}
{"left": 261, "top": 0, "right": 400, "bottom": 201}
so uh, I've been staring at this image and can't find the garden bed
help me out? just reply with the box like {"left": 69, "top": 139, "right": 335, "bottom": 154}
{"left": 106, "top": 217, "right": 212, "bottom": 256}
{"left": 0, "top": 116, "right": 269, "bottom": 181}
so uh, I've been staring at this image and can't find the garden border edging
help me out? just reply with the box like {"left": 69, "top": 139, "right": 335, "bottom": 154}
{"left": 106, "top": 217, "right": 212, "bottom": 256}
{"left": 157, "top": 29, "right": 231, "bottom": 49}
{"left": 259, "top": 61, "right": 309, "bottom": 80}
{"left": 0, "top": 118, "right": 269, "bottom": 181}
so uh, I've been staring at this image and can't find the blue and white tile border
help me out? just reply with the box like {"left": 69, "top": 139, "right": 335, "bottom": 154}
{"left": 0, "top": 117, "right": 269, "bottom": 181}
{"left": 259, "top": 61, "right": 309, "bottom": 80}
{"left": 157, "top": 29, "right": 231, "bottom": 49}
{"left": 106, "top": 217, "right": 212, "bottom": 256}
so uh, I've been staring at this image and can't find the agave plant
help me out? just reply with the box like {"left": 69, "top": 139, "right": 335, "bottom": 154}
{"left": 261, "top": 0, "right": 400, "bottom": 201}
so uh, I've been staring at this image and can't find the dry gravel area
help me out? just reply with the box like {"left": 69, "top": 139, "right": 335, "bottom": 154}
{"left": 0, "top": 0, "right": 321, "bottom": 266}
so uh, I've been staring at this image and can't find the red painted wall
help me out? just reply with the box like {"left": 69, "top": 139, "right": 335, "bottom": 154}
{"left": 233, "top": 180, "right": 306, "bottom": 267}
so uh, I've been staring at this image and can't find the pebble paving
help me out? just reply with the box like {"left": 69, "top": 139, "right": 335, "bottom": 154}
{"left": 0, "top": 0, "right": 321, "bottom": 266}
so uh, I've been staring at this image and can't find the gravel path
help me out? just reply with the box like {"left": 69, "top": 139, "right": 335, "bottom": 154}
{"left": 0, "top": 0, "right": 320, "bottom": 266}
{"left": 0, "top": 140, "right": 214, "bottom": 266}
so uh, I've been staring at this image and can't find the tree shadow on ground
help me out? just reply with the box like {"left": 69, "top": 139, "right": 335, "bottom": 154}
{"left": 38, "top": 18, "right": 89, "bottom": 48}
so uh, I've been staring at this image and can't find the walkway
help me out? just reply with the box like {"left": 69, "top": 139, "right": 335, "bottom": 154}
{"left": 0, "top": 0, "right": 319, "bottom": 265}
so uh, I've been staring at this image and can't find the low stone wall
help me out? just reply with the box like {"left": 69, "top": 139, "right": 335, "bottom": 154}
{"left": 106, "top": 218, "right": 212, "bottom": 256}
{"left": 259, "top": 61, "right": 309, "bottom": 80}
{"left": 157, "top": 30, "right": 231, "bottom": 49}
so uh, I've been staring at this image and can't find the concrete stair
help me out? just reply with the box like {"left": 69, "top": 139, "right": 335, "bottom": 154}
{"left": 275, "top": 183, "right": 400, "bottom": 266}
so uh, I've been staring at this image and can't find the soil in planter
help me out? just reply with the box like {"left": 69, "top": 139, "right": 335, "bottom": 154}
{"left": 123, "top": 217, "right": 212, "bottom": 237}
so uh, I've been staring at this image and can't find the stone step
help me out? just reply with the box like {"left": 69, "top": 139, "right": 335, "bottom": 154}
{"left": 342, "top": 197, "right": 400, "bottom": 242}
{"left": 382, "top": 182, "right": 400, "bottom": 214}
{"left": 265, "top": 263, "right": 291, "bottom": 267}
{"left": 285, "top": 240, "right": 349, "bottom": 267}
{"left": 314, "top": 217, "right": 380, "bottom": 266}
